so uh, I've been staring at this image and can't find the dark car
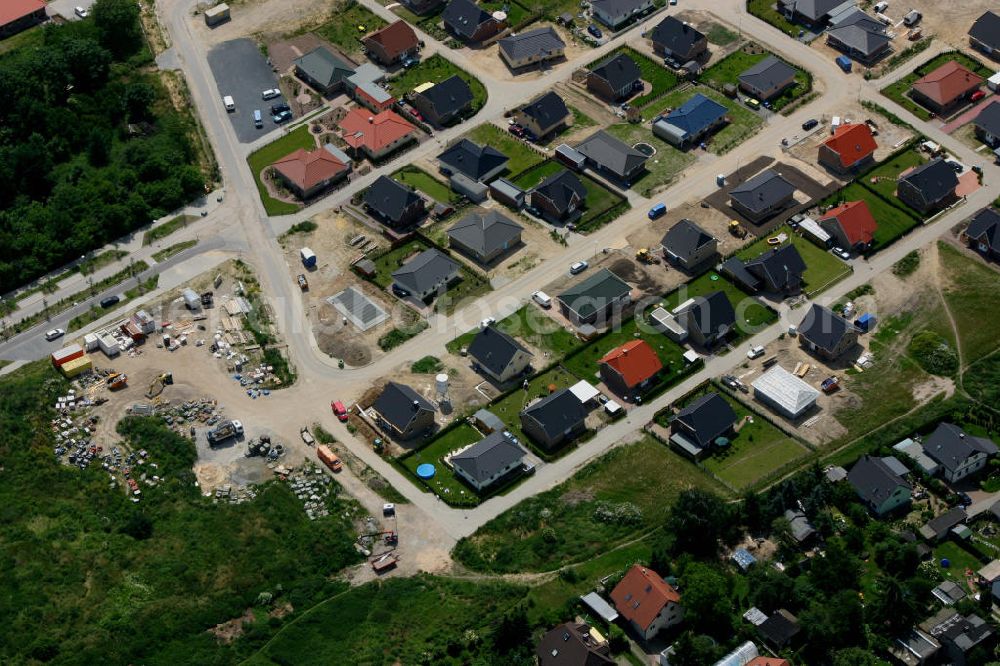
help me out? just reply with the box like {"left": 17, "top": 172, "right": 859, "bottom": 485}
{"left": 946, "top": 160, "right": 963, "bottom": 173}
{"left": 391, "top": 284, "right": 410, "bottom": 298}
{"left": 587, "top": 23, "right": 602, "bottom": 38}
{"left": 801, "top": 118, "right": 819, "bottom": 131}
{"left": 270, "top": 102, "right": 290, "bottom": 115}
{"left": 272, "top": 110, "right": 293, "bottom": 124}
{"left": 958, "top": 491, "right": 973, "bottom": 506}
{"left": 100, "top": 295, "right": 120, "bottom": 308}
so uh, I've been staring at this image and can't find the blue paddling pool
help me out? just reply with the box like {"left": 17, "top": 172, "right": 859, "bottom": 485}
{"left": 416, "top": 464, "right": 436, "bottom": 479}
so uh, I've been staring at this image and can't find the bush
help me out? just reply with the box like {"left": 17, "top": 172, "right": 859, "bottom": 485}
{"left": 908, "top": 330, "right": 959, "bottom": 376}
{"left": 410, "top": 355, "right": 444, "bottom": 374}
{"left": 893, "top": 251, "right": 920, "bottom": 277}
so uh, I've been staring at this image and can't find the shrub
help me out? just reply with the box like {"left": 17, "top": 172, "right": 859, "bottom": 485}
{"left": 908, "top": 330, "right": 959, "bottom": 376}
{"left": 893, "top": 251, "right": 920, "bottom": 277}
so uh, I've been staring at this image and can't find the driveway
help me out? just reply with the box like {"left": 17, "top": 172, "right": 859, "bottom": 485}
{"left": 206, "top": 39, "right": 290, "bottom": 144}
{"left": 47, "top": 0, "right": 95, "bottom": 21}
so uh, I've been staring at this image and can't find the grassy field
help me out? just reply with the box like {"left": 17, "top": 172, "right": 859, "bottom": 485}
{"left": 391, "top": 165, "right": 454, "bottom": 204}
{"left": 605, "top": 123, "right": 696, "bottom": 197}
{"left": 246, "top": 576, "right": 527, "bottom": 665}
{"left": 736, "top": 232, "right": 851, "bottom": 295}
{"left": 389, "top": 54, "right": 487, "bottom": 111}
{"left": 701, "top": 49, "right": 768, "bottom": 90}
{"left": 452, "top": 435, "right": 729, "bottom": 573}
{"left": 661, "top": 271, "right": 778, "bottom": 335}
{"left": 312, "top": 2, "right": 386, "bottom": 56}
{"left": 247, "top": 126, "right": 316, "bottom": 215}
{"left": 592, "top": 47, "right": 680, "bottom": 109}
{"left": 511, "top": 160, "right": 628, "bottom": 228}
{"left": 401, "top": 423, "right": 483, "bottom": 505}
{"left": 648, "top": 85, "right": 763, "bottom": 154}
{"left": 152, "top": 240, "right": 197, "bottom": 262}
{"left": 561, "top": 314, "right": 691, "bottom": 386}
{"left": 144, "top": 215, "right": 195, "bottom": 245}
{"left": 705, "top": 22, "right": 740, "bottom": 46}
{"left": 467, "top": 123, "right": 546, "bottom": 175}
{"left": 446, "top": 306, "right": 584, "bottom": 361}
{"left": 746, "top": 0, "right": 799, "bottom": 36}
{"left": 881, "top": 51, "right": 992, "bottom": 122}
{"left": 488, "top": 367, "right": 579, "bottom": 452}
{"left": 938, "top": 241, "right": 1000, "bottom": 362}
{"left": 79, "top": 249, "right": 128, "bottom": 275}
{"left": 820, "top": 182, "right": 920, "bottom": 251}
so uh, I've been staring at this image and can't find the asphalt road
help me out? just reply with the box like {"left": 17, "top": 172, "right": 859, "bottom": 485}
{"left": 206, "top": 39, "right": 289, "bottom": 143}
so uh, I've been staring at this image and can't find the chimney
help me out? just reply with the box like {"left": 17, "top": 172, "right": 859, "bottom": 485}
{"left": 412, "top": 400, "right": 419, "bottom": 410}
{"left": 368, "top": 116, "right": 375, "bottom": 124}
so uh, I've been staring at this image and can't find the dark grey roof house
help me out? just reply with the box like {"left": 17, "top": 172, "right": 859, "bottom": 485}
{"left": 410, "top": 75, "right": 474, "bottom": 126}
{"left": 784, "top": 509, "right": 816, "bottom": 543}
{"left": 778, "top": 0, "right": 845, "bottom": 27}
{"left": 660, "top": 219, "right": 718, "bottom": 271}
{"left": 671, "top": 392, "right": 737, "bottom": 452}
{"left": 848, "top": 455, "right": 912, "bottom": 516}
{"left": 437, "top": 139, "right": 509, "bottom": 182}
{"left": 498, "top": 27, "right": 566, "bottom": 69}
{"left": 575, "top": 130, "right": 648, "bottom": 185}
{"left": 650, "top": 16, "right": 708, "bottom": 62}
{"left": 557, "top": 268, "right": 632, "bottom": 326}
{"left": 451, "top": 431, "right": 527, "bottom": 492}
{"left": 921, "top": 422, "right": 999, "bottom": 483}
{"left": 372, "top": 382, "right": 436, "bottom": 440}
{"left": 969, "top": 10, "right": 1000, "bottom": 58}
{"left": 467, "top": 325, "right": 533, "bottom": 383}
{"left": 516, "top": 91, "right": 571, "bottom": 139}
{"left": 757, "top": 609, "right": 801, "bottom": 650}
{"left": 826, "top": 9, "right": 891, "bottom": 63}
{"left": 442, "top": 0, "right": 502, "bottom": 43}
{"left": 587, "top": 53, "right": 642, "bottom": 102}
{"left": 531, "top": 169, "right": 587, "bottom": 221}
{"left": 520, "top": 388, "right": 588, "bottom": 450}
{"left": 963, "top": 206, "right": 1000, "bottom": 260}
{"left": 364, "top": 175, "right": 425, "bottom": 228}
{"left": 391, "top": 249, "right": 461, "bottom": 301}
{"left": 721, "top": 244, "right": 806, "bottom": 294}
{"left": 677, "top": 291, "right": 736, "bottom": 347}
{"left": 974, "top": 100, "right": 1000, "bottom": 148}
{"left": 591, "top": 0, "right": 655, "bottom": 30}
{"left": 448, "top": 210, "right": 523, "bottom": 264}
{"left": 729, "top": 169, "right": 796, "bottom": 222}
{"left": 918, "top": 506, "right": 968, "bottom": 542}
{"left": 294, "top": 47, "right": 356, "bottom": 94}
{"left": 798, "top": 303, "right": 858, "bottom": 361}
{"left": 921, "top": 609, "right": 995, "bottom": 664}
{"left": 738, "top": 55, "right": 797, "bottom": 101}
{"left": 897, "top": 158, "right": 959, "bottom": 214}
{"left": 536, "top": 622, "right": 614, "bottom": 666}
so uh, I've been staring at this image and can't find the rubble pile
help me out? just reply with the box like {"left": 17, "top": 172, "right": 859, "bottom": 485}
{"left": 284, "top": 464, "right": 333, "bottom": 520}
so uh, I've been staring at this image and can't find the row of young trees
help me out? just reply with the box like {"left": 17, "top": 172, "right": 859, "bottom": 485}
{"left": 0, "top": 0, "right": 204, "bottom": 292}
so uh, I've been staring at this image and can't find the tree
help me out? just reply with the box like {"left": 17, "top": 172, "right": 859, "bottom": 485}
{"left": 865, "top": 575, "right": 916, "bottom": 635}
{"left": 809, "top": 540, "right": 861, "bottom": 595}
{"left": 492, "top": 606, "right": 529, "bottom": 654}
{"left": 666, "top": 489, "right": 732, "bottom": 557}
{"left": 680, "top": 562, "right": 732, "bottom": 635}
{"left": 668, "top": 631, "right": 722, "bottom": 666}
{"left": 831, "top": 647, "right": 883, "bottom": 666}
{"left": 92, "top": 0, "right": 142, "bottom": 58}
{"left": 801, "top": 590, "right": 865, "bottom": 660}
{"left": 748, "top": 567, "right": 797, "bottom": 614}
{"left": 124, "top": 82, "right": 156, "bottom": 122}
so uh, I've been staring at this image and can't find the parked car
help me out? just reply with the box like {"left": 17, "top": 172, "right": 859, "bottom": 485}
{"left": 747, "top": 345, "right": 765, "bottom": 359}
{"left": 832, "top": 246, "right": 851, "bottom": 260}
{"left": 587, "top": 23, "right": 602, "bottom": 38}
{"left": 74, "top": 6, "right": 88, "bottom": 17}
{"left": 569, "top": 260, "right": 589, "bottom": 275}
{"left": 272, "top": 110, "right": 293, "bottom": 124}
{"left": 44, "top": 328, "right": 66, "bottom": 341}
{"left": 253, "top": 109, "right": 263, "bottom": 128}
{"left": 946, "top": 160, "right": 964, "bottom": 172}
{"left": 801, "top": 118, "right": 819, "bottom": 131}
{"left": 532, "top": 291, "right": 552, "bottom": 308}
{"left": 297, "top": 274, "right": 308, "bottom": 290}
{"left": 401, "top": 56, "right": 419, "bottom": 68}
{"left": 331, "top": 401, "right": 349, "bottom": 422}
{"left": 270, "top": 102, "right": 291, "bottom": 115}
{"left": 957, "top": 491, "right": 973, "bottom": 506}
{"left": 744, "top": 97, "right": 761, "bottom": 110}
{"left": 100, "top": 295, "right": 120, "bottom": 308}
{"left": 261, "top": 88, "right": 281, "bottom": 100}
{"left": 971, "top": 90, "right": 986, "bottom": 102}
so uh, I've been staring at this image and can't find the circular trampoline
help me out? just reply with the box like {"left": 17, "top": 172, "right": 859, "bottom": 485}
{"left": 634, "top": 142, "right": 656, "bottom": 156}
{"left": 416, "top": 463, "right": 436, "bottom": 479}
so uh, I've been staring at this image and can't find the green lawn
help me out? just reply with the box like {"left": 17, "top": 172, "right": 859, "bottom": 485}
{"left": 746, "top": 0, "right": 799, "bottom": 36}
{"left": 391, "top": 165, "right": 454, "bottom": 204}
{"left": 820, "top": 182, "right": 920, "bottom": 251}
{"left": 400, "top": 423, "right": 483, "bottom": 506}
{"left": 736, "top": 232, "right": 851, "bottom": 295}
{"left": 79, "top": 249, "right": 128, "bottom": 275}
{"left": 144, "top": 215, "right": 195, "bottom": 245}
{"left": 446, "top": 306, "right": 584, "bottom": 361}
{"left": 605, "top": 123, "right": 696, "bottom": 197}
{"left": 368, "top": 239, "right": 432, "bottom": 288}
{"left": 480, "top": 0, "right": 532, "bottom": 26}
{"left": 389, "top": 54, "right": 487, "bottom": 111}
{"left": 561, "top": 315, "right": 691, "bottom": 386}
{"left": 569, "top": 105, "right": 597, "bottom": 130}
{"left": 312, "top": 2, "right": 386, "bottom": 56}
{"left": 705, "top": 22, "right": 740, "bottom": 46}
{"left": 488, "top": 367, "right": 579, "bottom": 454}
{"left": 452, "top": 435, "right": 729, "bottom": 573}
{"left": 592, "top": 47, "right": 680, "bottom": 109}
{"left": 152, "top": 240, "right": 197, "bottom": 262}
{"left": 511, "top": 160, "right": 628, "bottom": 229}
{"left": 246, "top": 126, "right": 316, "bottom": 215}
{"left": 661, "top": 271, "right": 778, "bottom": 339}
{"left": 932, "top": 541, "right": 986, "bottom": 584}
{"left": 433, "top": 268, "right": 491, "bottom": 315}
{"left": 881, "top": 51, "right": 993, "bottom": 122}
{"left": 466, "top": 123, "right": 546, "bottom": 175}
{"left": 701, "top": 49, "right": 768, "bottom": 90}
{"left": 647, "top": 85, "right": 763, "bottom": 154}
{"left": 861, "top": 149, "right": 929, "bottom": 215}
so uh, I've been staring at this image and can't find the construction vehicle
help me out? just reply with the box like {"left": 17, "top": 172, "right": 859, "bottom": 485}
{"left": 106, "top": 373, "right": 128, "bottom": 390}
{"left": 821, "top": 376, "right": 841, "bottom": 394}
{"left": 146, "top": 372, "right": 173, "bottom": 398}
{"left": 371, "top": 553, "right": 398, "bottom": 573}
{"left": 207, "top": 419, "right": 244, "bottom": 446}
{"left": 300, "top": 427, "right": 315, "bottom": 446}
{"left": 356, "top": 531, "right": 399, "bottom": 547}
{"left": 317, "top": 444, "right": 343, "bottom": 472}
{"left": 635, "top": 248, "right": 660, "bottom": 265}
{"left": 729, "top": 220, "right": 748, "bottom": 238}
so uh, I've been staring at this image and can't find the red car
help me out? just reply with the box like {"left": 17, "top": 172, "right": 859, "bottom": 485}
{"left": 971, "top": 90, "right": 986, "bottom": 102}
{"left": 331, "top": 401, "right": 349, "bottom": 422}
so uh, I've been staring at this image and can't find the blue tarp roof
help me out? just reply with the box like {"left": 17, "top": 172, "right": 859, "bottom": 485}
{"left": 732, "top": 548, "right": 757, "bottom": 570}
{"left": 665, "top": 93, "right": 728, "bottom": 136}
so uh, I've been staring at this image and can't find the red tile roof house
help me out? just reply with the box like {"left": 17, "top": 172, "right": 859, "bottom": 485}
{"left": 818, "top": 123, "right": 878, "bottom": 173}
{"left": 362, "top": 20, "right": 420, "bottom": 66}
{"left": 270, "top": 148, "right": 350, "bottom": 200}
{"left": 610, "top": 564, "right": 683, "bottom": 640}
{"left": 0, "top": 0, "right": 46, "bottom": 38}
{"left": 599, "top": 340, "right": 663, "bottom": 401}
{"left": 909, "top": 61, "right": 984, "bottom": 115}
{"left": 340, "top": 108, "right": 418, "bottom": 161}
{"left": 818, "top": 200, "right": 878, "bottom": 252}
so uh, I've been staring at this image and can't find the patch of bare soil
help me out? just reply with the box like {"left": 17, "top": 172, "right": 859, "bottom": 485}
{"left": 209, "top": 608, "right": 254, "bottom": 644}
{"left": 316, "top": 302, "right": 373, "bottom": 366}
{"left": 912, "top": 376, "right": 956, "bottom": 403}
{"left": 608, "top": 257, "right": 662, "bottom": 295}
{"left": 561, "top": 488, "right": 596, "bottom": 506}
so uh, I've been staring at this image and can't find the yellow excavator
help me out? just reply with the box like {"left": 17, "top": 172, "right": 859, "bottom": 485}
{"left": 145, "top": 372, "right": 173, "bottom": 398}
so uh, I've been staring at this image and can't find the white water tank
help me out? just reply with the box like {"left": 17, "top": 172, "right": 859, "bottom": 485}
{"left": 435, "top": 373, "right": 449, "bottom": 397}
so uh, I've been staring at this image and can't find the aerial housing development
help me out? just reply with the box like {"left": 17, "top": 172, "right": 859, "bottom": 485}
{"left": 7, "top": 0, "right": 1000, "bottom": 663}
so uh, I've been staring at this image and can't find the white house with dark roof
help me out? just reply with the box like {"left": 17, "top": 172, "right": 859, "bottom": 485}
{"left": 575, "top": 130, "right": 648, "bottom": 185}
{"left": 391, "top": 249, "right": 460, "bottom": 300}
{"left": 591, "top": 0, "right": 654, "bottom": 30}
{"left": 467, "top": 325, "right": 533, "bottom": 384}
{"left": 974, "top": 101, "right": 1000, "bottom": 148}
{"left": 447, "top": 210, "right": 523, "bottom": 264}
{"left": 728, "top": 169, "right": 796, "bottom": 222}
{"left": 738, "top": 55, "right": 797, "bottom": 101}
{"left": 520, "top": 388, "right": 588, "bottom": 450}
{"left": 498, "top": 27, "right": 566, "bottom": 70}
{"left": 660, "top": 219, "right": 718, "bottom": 270}
{"left": 921, "top": 423, "right": 999, "bottom": 483}
{"left": 451, "top": 431, "right": 527, "bottom": 492}
{"left": 797, "top": 303, "right": 858, "bottom": 361}
{"left": 515, "top": 92, "right": 571, "bottom": 139}
{"left": 437, "top": 139, "right": 509, "bottom": 183}
{"left": 969, "top": 10, "right": 1000, "bottom": 58}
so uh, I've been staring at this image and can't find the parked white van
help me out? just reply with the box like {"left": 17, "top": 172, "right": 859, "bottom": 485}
{"left": 223, "top": 95, "right": 235, "bottom": 112}
{"left": 532, "top": 291, "right": 552, "bottom": 308}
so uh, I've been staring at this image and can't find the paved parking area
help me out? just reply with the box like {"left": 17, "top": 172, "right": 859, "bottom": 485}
{"left": 48, "top": 0, "right": 95, "bottom": 21}
{"left": 207, "top": 39, "right": 291, "bottom": 144}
